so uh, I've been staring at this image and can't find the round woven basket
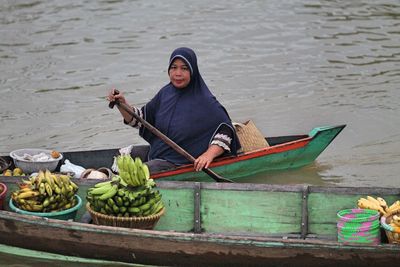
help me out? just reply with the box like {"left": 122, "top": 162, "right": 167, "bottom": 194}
{"left": 336, "top": 209, "right": 381, "bottom": 245}
{"left": 380, "top": 212, "right": 400, "bottom": 244}
{"left": 86, "top": 203, "right": 165, "bottom": 229}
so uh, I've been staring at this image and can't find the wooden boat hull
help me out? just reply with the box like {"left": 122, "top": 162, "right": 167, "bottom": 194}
{"left": 58, "top": 124, "right": 346, "bottom": 182}
{"left": 0, "top": 177, "right": 399, "bottom": 266}
{"left": 0, "top": 244, "right": 134, "bottom": 267}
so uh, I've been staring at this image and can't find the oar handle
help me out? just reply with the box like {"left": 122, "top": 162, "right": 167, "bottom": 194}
{"left": 109, "top": 98, "right": 233, "bottom": 183}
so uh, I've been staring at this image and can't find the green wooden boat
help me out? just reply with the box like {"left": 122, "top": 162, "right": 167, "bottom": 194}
{"left": 47, "top": 124, "right": 345, "bottom": 182}
{"left": 0, "top": 244, "right": 142, "bottom": 266}
{"left": 0, "top": 176, "right": 399, "bottom": 266}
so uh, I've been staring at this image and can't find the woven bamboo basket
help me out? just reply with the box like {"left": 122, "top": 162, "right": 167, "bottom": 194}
{"left": 381, "top": 211, "right": 400, "bottom": 244}
{"left": 0, "top": 156, "right": 11, "bottom": 173}
{"left": 86, "top": 203, "right": 165, "bottom": 229}
{"left": 233, "top": 120, "right": 269, "bottom": 153}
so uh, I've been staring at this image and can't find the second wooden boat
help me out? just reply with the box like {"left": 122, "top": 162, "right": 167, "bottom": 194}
{"left": 59, "top": 124, "right": 346, "bottom": 182}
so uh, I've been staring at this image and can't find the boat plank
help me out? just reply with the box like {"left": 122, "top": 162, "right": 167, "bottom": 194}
{"left": 201, "top": 190, "right": 302, "bottom": 235}
{"left": 155, "top": 187, "right": 195, "bottom": 232}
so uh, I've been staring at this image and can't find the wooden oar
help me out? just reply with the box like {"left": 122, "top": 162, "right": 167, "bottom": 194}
{"left": 109, "top": 98, "right": 234, "bottom": 183}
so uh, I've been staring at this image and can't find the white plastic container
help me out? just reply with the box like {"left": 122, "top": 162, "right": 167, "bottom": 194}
{"left": 10, "top": 148, "right": 62, "bottom": 174}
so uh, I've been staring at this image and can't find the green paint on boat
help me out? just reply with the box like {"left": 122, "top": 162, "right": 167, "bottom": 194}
{"left": 0, "top": 244, "right": 149, "bottom": 266}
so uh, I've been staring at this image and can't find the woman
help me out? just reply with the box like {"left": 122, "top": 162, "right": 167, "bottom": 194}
{"left": 107, "top": 47, "right": 240, "bottom": 173}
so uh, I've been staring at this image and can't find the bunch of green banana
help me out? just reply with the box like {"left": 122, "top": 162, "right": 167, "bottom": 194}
{"left": 116, "top": 155, "right": 150, "bottom": 187}
{"left": 86, "top": 175, "right": 164, "bottom": 218}
{"left": 11, "top": 169, "right": 79, "bottom": 213}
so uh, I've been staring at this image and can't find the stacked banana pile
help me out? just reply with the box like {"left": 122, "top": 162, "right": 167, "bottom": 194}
{"left": 357, "top": 196, "right": 400, "bottom": 217}
{"left": 86, "top": 155, "right": 164, "bottom": 217}
{"left": 11, "top": 170, "right": 79, "bottom": 212}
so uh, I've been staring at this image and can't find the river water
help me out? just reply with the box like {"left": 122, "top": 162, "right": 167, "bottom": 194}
{"left": 1, "top": 0, "right": 400, "bottom": 188}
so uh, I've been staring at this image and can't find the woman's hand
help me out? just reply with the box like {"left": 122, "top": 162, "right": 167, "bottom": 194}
{"left": 107, "top": 88, "right": 127, "bottom": 105}
{"left": 107, "top": 88, "right": 135, "bottom": 122}
{"left": 194, "top": 145, "right": 224, "bottom": 171}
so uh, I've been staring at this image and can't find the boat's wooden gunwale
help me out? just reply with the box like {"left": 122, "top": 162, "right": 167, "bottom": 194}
{"left": 2, "top": 175, "right": 400, "bottom": 195}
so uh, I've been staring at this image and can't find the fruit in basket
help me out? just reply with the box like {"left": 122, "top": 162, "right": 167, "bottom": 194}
{"left": 86, "top": 159, "right": 164, "bottom": 218}
{"left": 377, "top": 197, "right": 388, "bottom": 210}
{"left": 2, "top": 168, "right": 26, "bottom": 176}
{"left": 357, "top": 197, "right": 386, "bottom": 215}
{"left": 13, "top": 167, "right": 24, "bottom": 176}
{"left": 3, "top": 169, "right": 12, "bottom": 176}
{"left": 116, "top": 155, "right": 150, "bottom": 187}
{"left": 392, "top": 215, "right": 400, "bottom": 227}
{"left": 387, "top": 200, "right": 400, "bottom": 215}
{"left": 11, "top": 169, "right": 79, "bottom": 212}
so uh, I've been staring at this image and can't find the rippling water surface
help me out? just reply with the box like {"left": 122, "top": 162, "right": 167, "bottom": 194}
{"left": 1, "top": 0, "right": 400, "bottom": 187}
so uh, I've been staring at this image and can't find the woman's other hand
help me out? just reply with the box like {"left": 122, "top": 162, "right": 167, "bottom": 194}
{"left": 194, "top": 145, "right": 224, "bottom": 171}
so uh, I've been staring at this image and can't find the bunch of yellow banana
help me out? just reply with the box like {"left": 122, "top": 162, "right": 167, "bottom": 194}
{"left": 11, "top": 169, "right": 79, "bottom": 212}
{"left": 116, "top": 155, "right": 150, "bottom": 187}
{"left": 390, "top": 214, "right": 400, "bottom": 227}
{"left": 386, "top": 200, "right": 400, "bottom": 215}
{"left": 357, "top": 196, "right": 387, "bottom": 216}
{"left": 357, "top": 196, "right": 400, "bottom": 217}
{"left": 86, "top": 175, "right": 164, "bottom": 218}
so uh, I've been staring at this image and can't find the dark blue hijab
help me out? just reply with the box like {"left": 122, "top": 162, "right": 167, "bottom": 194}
{"left": 140, "top": 47, "right": 240, "bottom": 164}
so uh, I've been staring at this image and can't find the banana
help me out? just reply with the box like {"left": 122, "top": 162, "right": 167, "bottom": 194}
{"left": 69, "top": 180, "right": 79, "bottom": 192}
{"left": 116, "top": 155, "right": 125, "bottom": 173}
{"left": 114, "top": 196, "right": 123, "bottom": 207}
{"left": 36, "top": 170, "right": 45, "bottom": 186}
{"left": 112, "top": 205, "right": 120, "bottom": 214}
{"left": 94, "top": 180, "right": 112, "bottom": 188}
{"left": 27, "top": 204, "right": 44, "bottom": 212}
{"left": 104, "top": 204, "right": 113, "bottom": 214}
{"left": 138, "top": 202, "right": 151, "bottom": 212}
{"left": 117, "top": 188, "right": 125, "bottom": 197}
{"left": 99, "top": 184, "right": 118, "bottom": 200}
{"left": 128, "top": 206, "right": 141, "bottom": 215}
{"left": 39, "top": 182, "right": 46, "bottom": 195}
{"left": 59, "top": 174, "right": 70, "bottom": 187}
{"left": 44, "top": 169, "right": 55, "bottom": 189}
{"left": 376, "top": 197, "right": 388, "bottom": 210}
{"left": 107, "top": 198, "right": 116, "bottom": 207}
{"left": 118, "top": 170, "right": 129, "bottom": 185}
{"left": 43, "top": 197, "right": 50, "bottom": 208}
{"left": 392, "top": 215, "right": 400, "bottom": 226}
{"left": 53, "top": 184, "right": 62, "bottom": 195}
{"left": 387, "top": 200, "right": 400, "bottom": 214}
{"left": 16, "top": 190, "right": 41, "bottom": 199}
{"left": 127, "top": 156, "right": 138, "bottom": 186}
{"left": 357, "top": 198, "right": 385, "bottom": 215}
{"left": 142, "top": 163, "right": 150, "bottom": 181}
{"left": 152, "top": 200, "right": 164, "bottom": 215}
{"left": 90, "top": 183, "right": 113, "bottom": 195}
{"left": 50, "top": 174, "right": 62, "bottom": 188}
{"left": 119, "top": 206, "right": 127, "bottom": 214}
{"left": 45, "top": 183, "right": 53, "bottom": 196}
{"left": 367, "top": 196, "right": 380, "bottom": 207}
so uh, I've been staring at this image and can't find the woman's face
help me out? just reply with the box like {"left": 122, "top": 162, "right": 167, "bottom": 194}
{"left": 169, "top": 58, "right": 191, "bottom": 89}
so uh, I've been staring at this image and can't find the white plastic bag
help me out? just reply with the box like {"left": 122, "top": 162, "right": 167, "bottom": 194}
{"left": 60, "top": 159, "right": 86, "bottom": 178}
